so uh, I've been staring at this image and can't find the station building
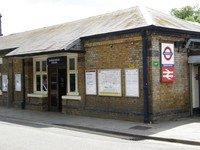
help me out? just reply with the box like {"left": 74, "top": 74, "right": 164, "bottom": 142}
{"left": 0, "top": 6, "right": 200, "bottom": 122}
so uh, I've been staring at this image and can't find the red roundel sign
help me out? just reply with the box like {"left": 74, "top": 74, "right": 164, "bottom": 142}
{"left": 161, "top": 43, "right": 174, "bottom": 65}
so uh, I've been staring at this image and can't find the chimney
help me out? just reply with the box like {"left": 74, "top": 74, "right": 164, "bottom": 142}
{"left": 0, "top": 14, "right": 2, "bottom": 36}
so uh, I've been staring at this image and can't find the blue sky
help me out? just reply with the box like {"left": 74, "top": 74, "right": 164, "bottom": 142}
{"left": 0, "top": 0, "right": 199, "bottom": 35}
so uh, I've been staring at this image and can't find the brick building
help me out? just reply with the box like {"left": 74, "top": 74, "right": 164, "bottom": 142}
{"left": 0, "top": 6, "right": 200, "bottom": 122}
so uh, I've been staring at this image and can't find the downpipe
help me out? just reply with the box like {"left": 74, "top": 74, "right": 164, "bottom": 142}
{"left": 141, "top": 30, "right": 149, "bottom": 123}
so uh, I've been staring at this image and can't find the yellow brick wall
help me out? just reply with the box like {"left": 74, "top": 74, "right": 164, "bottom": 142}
{"left": 147, "top": 31, "right": 191, "bottom": 122}
{"left": 81, "top": 33, "right": 144, "bottom": 121}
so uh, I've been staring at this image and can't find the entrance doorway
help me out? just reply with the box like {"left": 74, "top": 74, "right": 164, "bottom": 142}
{"left": 194, "top": 66, "right": 200, "bottom": 114}
{"left": 48, "top": 67, "right": 66, "bottom": 112}
{"left": 190, "top": 64, "right": 200, "bottom": 115}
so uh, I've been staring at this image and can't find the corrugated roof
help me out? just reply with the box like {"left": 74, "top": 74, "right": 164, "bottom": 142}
{"left": 0, "top": 6, "right": 200, "bottom": 57}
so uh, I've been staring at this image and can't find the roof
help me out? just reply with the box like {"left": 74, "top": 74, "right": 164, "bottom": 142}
{"left": 0, "top": 6, "right": 200, "bottom": 57}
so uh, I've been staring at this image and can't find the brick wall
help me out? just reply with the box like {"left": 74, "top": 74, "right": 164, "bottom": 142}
{"left": 81, "top": 33, "right": 144, "bottom": 121}
{"left": 147, "top": 31, "right": 191, "bottom": 122}
{"left": 0, "top": 57, "right": 11, "bottom": 106}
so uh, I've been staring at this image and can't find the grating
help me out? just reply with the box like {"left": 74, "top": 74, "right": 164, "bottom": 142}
{"left": 129, "top": 125, "right": 152, "bottom": 130}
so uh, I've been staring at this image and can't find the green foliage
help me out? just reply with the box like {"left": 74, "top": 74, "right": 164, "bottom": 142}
{"left": 170, "top": 5, "right": 200, "bottom": 23}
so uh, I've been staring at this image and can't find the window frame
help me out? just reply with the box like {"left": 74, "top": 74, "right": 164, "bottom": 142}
{"left": 33, "top": 57, "right": 48, "bottom": 94}
{"left": 67, "top": 54, "right": 79, "bottom": 96}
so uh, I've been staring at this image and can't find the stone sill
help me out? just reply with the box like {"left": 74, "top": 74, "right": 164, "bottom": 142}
{"left": 62, "top": 95, "right": 81, "bottom": 101}
{"left": 27, "top": 93, "right": 48, "bottom": 98}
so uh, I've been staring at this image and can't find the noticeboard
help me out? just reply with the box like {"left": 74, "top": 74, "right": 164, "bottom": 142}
{"left": 125, "top": 68, "right": 139, "bottom": 97}
{"left": 85, "top": 70, "right": 97, "bottom": 95}
{"left": 98, "top": 69, "right": 121, "bottom": 96}
{"left": 15, "top": 73, "right": 21, "bottom": 92}
{"left": 2, "top": 74, "right": 8, "bottom": 92}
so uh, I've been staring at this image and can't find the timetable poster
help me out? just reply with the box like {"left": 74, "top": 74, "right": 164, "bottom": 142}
{"left": 125, "top": 69, "right": 139, "bottom": 97}
{"left": 85, "top": 70, "right": 97, "bottom": 95}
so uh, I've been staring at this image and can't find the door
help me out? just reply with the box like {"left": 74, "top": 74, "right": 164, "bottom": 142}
{"left": 48, "top": 67, "right": 66, "bottom": 112}
{"left": 58, "top": 69, "right": 66, "bottom": 111}
{"left": 197, "top": 67, "right": 200, "bottom": 114}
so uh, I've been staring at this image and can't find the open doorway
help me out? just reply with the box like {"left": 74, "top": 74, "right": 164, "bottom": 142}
{"left": 191, "top": 64, "right": 200, "bottom": 115}
{"left": 48, "top": 67, "right": 66, "bottom": 112}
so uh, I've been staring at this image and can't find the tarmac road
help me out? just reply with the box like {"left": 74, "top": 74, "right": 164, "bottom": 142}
{"left": 0, "top": 117, "right": 199, "bottom": 150}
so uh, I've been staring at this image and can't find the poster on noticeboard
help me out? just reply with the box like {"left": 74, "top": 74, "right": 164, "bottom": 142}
{"left": 125, "top": 68, "right": 139, "bottom": 97}
{"left": 2, "top": 74, "right": 8, "bottom": 92}
{"left": 85, "top": 70, "right": 97, "bottom": 95}
{"left": 98, "top": 69, "right": 121, "bottom": 96}
{"left": 15, "top": 73, "right": 21, "bottom": 92}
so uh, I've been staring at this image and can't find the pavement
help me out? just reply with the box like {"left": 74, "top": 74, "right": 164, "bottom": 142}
{"left": 0, "top": 107, "right": 200, "bottom": 146}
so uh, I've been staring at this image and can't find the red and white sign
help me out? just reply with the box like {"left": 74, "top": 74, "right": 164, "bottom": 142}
{"left": 161, "top": 43, "right": 174, "bottom": 66}
{"left": 161, "top": 67, "right": 174, "bottom": 82}
{"left": 161, "top": 43, "right": 175, "bottom": 82}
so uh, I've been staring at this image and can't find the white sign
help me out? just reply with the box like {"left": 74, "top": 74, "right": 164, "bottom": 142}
{"left": 15, "top": 73, "right": 21, "bottom": 92}
{"left": 2, "top": 74, "right": 8, "bottom": 92}
{"left": 85, "top": 70, "right": 97, "bottom": 95}
{"left": 161, "top": 43, "right": 174, "bottom": 66}
{"left": 125, "top": 69, "right": 139, "bottom": 97}
{"left": 98, "top": 69, "right": 121, "bottom": 96}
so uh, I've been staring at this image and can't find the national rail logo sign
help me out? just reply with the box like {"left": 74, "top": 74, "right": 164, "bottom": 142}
{"left": 161, "top": 43, "right": 174, "bottom": 66}
{"left": 161, "top": 43, "right": 175, "bottom": 82}
{"left": 161, "top": 67, "right": 174, "bottom": 82}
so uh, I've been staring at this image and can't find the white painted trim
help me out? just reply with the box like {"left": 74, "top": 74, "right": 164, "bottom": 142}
{"left": 27, "top": 93, "right": 48, "bottom": 98}
{"left": 62, "top": 95, "right": 81, "bottom": 101}
{"left": 33, "top": 57, "right": 48, "bottom": 94}
{"left": 67, "top": 55, "right": 79, "bottom": 94}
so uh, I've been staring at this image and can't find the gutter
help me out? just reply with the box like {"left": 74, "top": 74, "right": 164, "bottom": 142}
{"left": 82, "top": 25, "right": 200, "bottom": 40}
{"left": 141, "top": 30, "right": 149, "bottom": 123}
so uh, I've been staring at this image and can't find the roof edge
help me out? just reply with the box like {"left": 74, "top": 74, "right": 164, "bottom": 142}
{"left": 82, "top": 25, "right": 200, "bottom": 40}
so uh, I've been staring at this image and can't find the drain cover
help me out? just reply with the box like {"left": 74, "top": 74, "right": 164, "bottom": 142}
{"left": 129, "top": 125, "right": 151, "bottom": 130}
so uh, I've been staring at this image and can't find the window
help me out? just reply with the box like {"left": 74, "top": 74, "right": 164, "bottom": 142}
{"left": 67, "top": 55, "right": 78, "bottom": 95}
{"left": 34, "top": 58, "right": 47, "bottom": 93}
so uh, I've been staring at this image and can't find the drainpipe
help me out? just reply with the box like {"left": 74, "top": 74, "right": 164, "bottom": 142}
{"left": 141, "top": 30, "right": 149, "bottom": 123}
{"left": 22, "top": 59, "right": 26, "bottom": 109}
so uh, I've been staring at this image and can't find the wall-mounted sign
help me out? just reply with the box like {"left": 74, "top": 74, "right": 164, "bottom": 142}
{"left": 125, "top": 69, "right": 139, "bottom": 97}
{"left": 161, "top": 43, "right": 174, "bottom": 66}
{"left": 161, "top": 43, "right": 174, "bottom": 82}
{"left": 47, "top": 57, "right": 66, "bottom": 66}
{"left": 2, "top": 74, "right": 8, "bottom": 92}
{"left": 98, "top": 69, "right": 121, "bottom": 96}
{"left": 129, "top": 64, "right": 135, "bottom": 68}
{"left": 85, "top": 70, "right": 97, "bottom": 95}
{"left": 161, "top": 67, "right": 174, "bottom": 82}
{"left": 153, "top": 61, "right": 159, "bottom": 67}
{"left": 15, "top": 73, "right": 21, "bottom": 92}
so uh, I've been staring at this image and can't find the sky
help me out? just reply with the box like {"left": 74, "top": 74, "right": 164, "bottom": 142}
{"left": 0, "top": 0, "right": 199, "bottom": 35}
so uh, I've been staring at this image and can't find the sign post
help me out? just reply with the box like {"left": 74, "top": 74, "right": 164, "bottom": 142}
{"left": 161, "top": 43, "right": 174, "bottom": 82}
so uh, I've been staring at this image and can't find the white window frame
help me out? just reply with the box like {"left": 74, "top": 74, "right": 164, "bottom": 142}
{"left": 33, "top": 57, "right": 48, "bottom": 94}
{"left": 67, "top": 54, "right": 79, "bottom": 96}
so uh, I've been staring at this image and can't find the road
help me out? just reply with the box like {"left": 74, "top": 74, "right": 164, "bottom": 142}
{"left": 0, "top": 117, "right": 199, "bottom": 150}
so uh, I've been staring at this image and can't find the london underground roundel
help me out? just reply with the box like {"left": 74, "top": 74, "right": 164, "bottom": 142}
{"left": 161, "top": 43, "right": 174, "bottom": 65}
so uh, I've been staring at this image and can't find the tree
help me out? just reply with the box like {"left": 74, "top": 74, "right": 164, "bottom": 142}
{"left": 170, "top": 5, "right": 200, "bottom": 23}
